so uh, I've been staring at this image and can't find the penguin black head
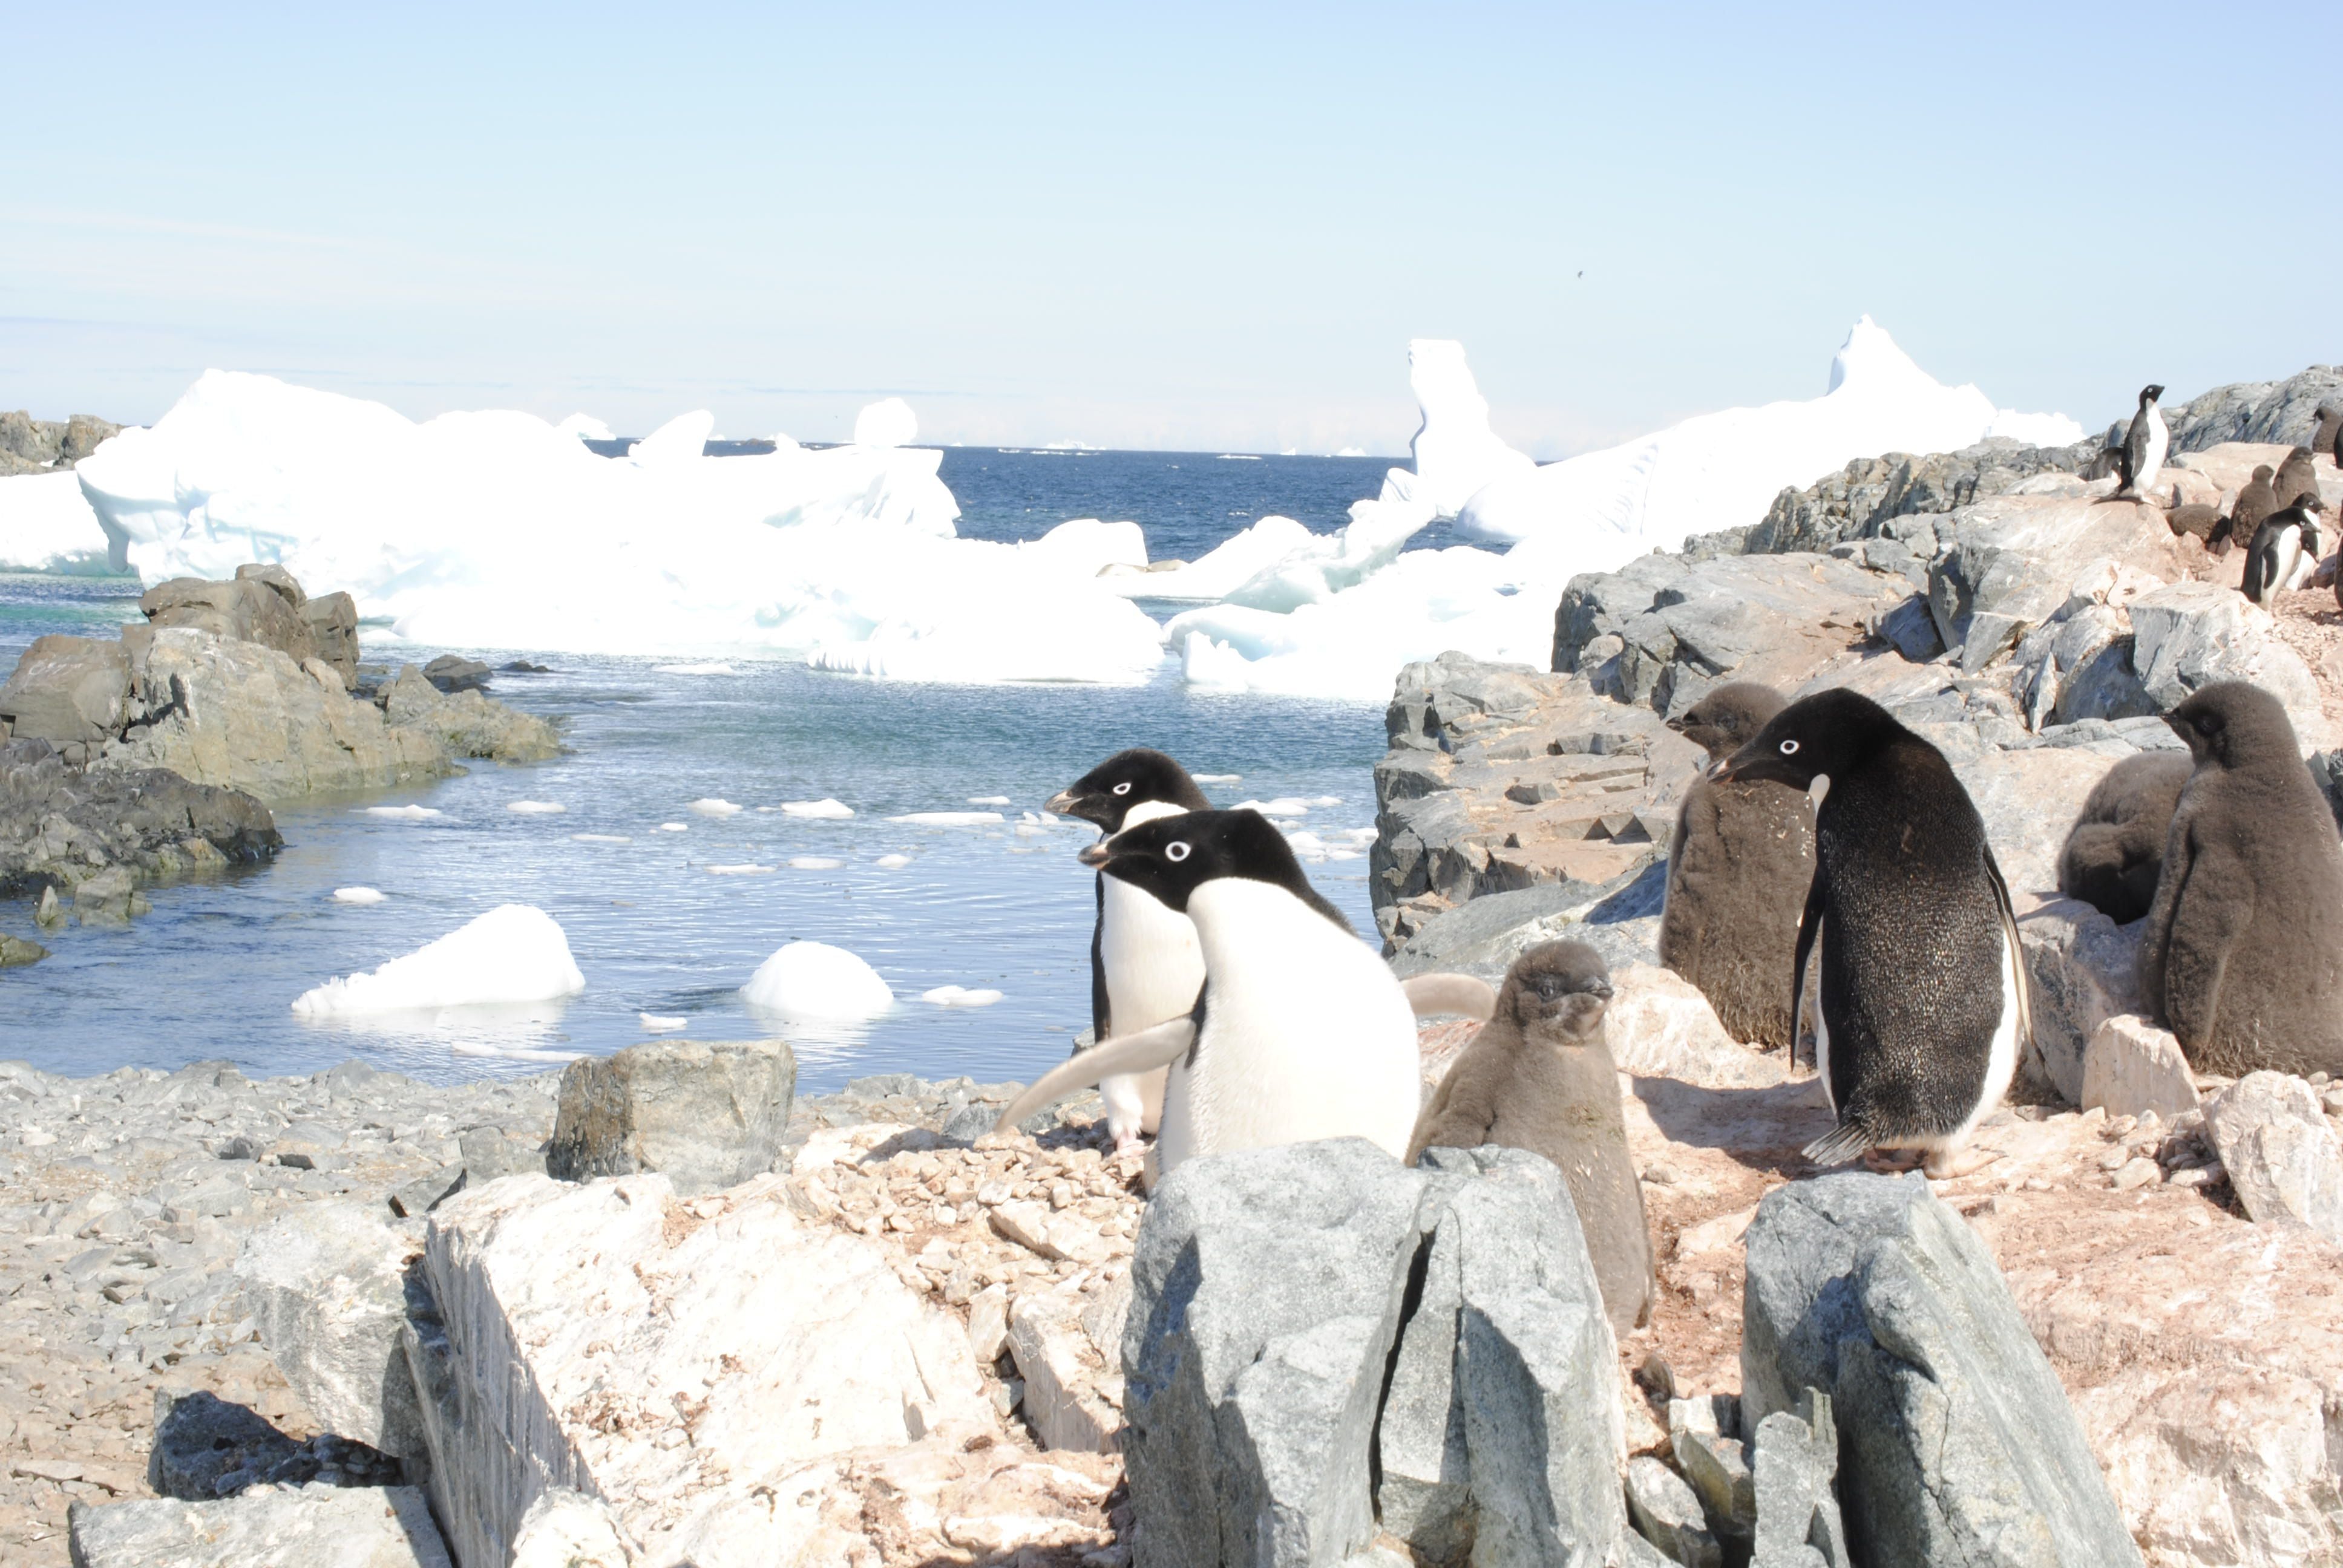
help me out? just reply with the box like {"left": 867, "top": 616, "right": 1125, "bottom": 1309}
{"left": 2139, "top": 384, "right": 2164, "bottom": 404}
{"left": 1046, "top": 748, "right": 1211, "bottom": 834}
{"left": 1076, "top": 807, "right": 1349, "bottom": 927}
{"left": 1500, "top": 940, "right": 1613, "bottom": 1040}
{"left": 1666, "top": 682, "right": 1787, "bottom": 763}
{"left": 1711, "top": 686, "right": 1906, "bottom": 789}
{"left": 2165, "top": 681, "right": 2301, "bottom": 771}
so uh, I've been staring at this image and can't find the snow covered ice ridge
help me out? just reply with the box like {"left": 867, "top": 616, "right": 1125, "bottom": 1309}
{"left": 68, "top": 371, "right": 1166, "bottom": 683}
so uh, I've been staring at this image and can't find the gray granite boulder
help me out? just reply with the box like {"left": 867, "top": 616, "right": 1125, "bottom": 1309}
{"left": 235, "top": 1200, "right": 428, "bottom": 1462}
{"left": 382, "top": 664, "right": 561, "bottom": 763}
{"left": 301, "top": 591, "right": 361, "bottom": 685}
{"left": 2163, "top": 365, "right": 2343, "bottom": 451}
{"left": 1742, "top": 1174, "right": 2140, "bottom": 1567}
{"left": 2014, "top": 898, "right": 2146, "bottom": 1104}
{"left": 142, "top": 573, "right": 320, "bottom": 666}
{"left": 2126, "top": 582, "right": 2325, "bottom": 745}
{"left": 1121, "top": 1138, "right": 1427, "bottom": 1567}
{"left": 2203, "top": 1073, "right": 2343, "bottom": 1243}
{"left": 1749, "top": 1390, "right": 1848, "bottom": 1568}
{"left": 1389, "top": 650, "right": 1565, "bottom": 748}
{"left": 1387, "top": 871, "right": 1663, "bottom": 986}
{"left": 0, "top": 633, "right": 132, "bottom": 755}
{"left": 546, "top": 1038, "right": 796, "bottom": 1195}
{"left": 0, "top": 736, "right": 281, "bottom": 897}
{"left": 67, "top": 1483, "right": 451, "bottom": 1568}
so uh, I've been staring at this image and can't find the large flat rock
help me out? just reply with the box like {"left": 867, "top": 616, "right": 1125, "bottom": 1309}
{"left": 67, "top": 1483, "right": 451, "bottom": 1568}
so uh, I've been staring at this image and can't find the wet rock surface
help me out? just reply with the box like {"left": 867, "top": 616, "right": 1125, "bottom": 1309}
{"left": 0, "top": 737, "right": 280, "bottom": 899}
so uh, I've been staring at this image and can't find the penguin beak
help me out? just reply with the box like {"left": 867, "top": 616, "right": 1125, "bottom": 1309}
{"left": 1663, "top": 716, "right": 1683, "bottom": 733}
{"left": 1044, "top": 789, "right": 1081, "bottom": 817}
{"left": 1077, "top": 841, "right": 1112, "bottom": 868}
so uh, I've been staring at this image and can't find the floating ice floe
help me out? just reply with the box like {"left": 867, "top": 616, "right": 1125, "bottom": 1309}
{"left": 740, "top": 941, "right": 893, "bottom": 1021}
{"left": 331, "top": 887, "right": 387, "bottom": 904}
{"left": 290, "top": 904, "right": 585, "bottom": 1017}
{"left": 0, "top": 471, "right": 117, "bottom": 573}
{"left": 506, "top": 800, "right": 566, "bottom": 814}
{"left": 656, "top": 822, "right": 688, "bottom": 832}
{"left": 639, "top": 1012, "right": 687, "bottom": 1031}
{"left": 1191, "top": 773, "right": 1241, "bottom": 783}
{"left": 966, "top": 795, "right": 1012, "bottom": 806}
{"left": 788, "top": 856, "right": 844, "bottom": 870}
{"left": 887, "top": 811, "right": 1004, "bottom": 826}
{"left": 706, "top": 863, "right": 775, "bottom": 875}
{"left": 779, "top": 799, "right": 854, "bottom": 819}
{"left": 1234, "top": 797, "right": 1312, "bottom": 818}
{"left": 1282, "top": 825, "right": 1379, "bottom": 863}
{"left": 655, "top": 662, "right": 736, "bottom": 675}
{"left": 921, "top": 985, "right": 1004, "bottom": 1008}
{"left": 362, "top": 805, "right": 443, "bottom": 821}
{"left": 874, "top": 854, "right": 912, "bottom": 868}
{"left": 69, "top": 369, "right": 1166, "bottom": 682}
{"left": 571, "top": 832, "right": 631, "bottom": 844}
{"left": 688, "top": 798, "right": 742, "bottom": 817}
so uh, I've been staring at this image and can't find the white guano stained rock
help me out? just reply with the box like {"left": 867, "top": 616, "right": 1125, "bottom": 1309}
{"left": 234, "top": 1200, "right": 428, "bottom": 1460}
{"left": 412, "top": 1171, "right": 991, "bottom": 1568}
{"left": 2081, "top": 1016, "right": 2201, "bottom": 1123}
{"left": 66, "top": 1482, "right": 452, "bottom": 1568}
{"left": 1606, "top": 964, "right": 1786, "bottom": 1089}
{"left": 2204, "top": 1073, "right": 2343, "bottom": 1242}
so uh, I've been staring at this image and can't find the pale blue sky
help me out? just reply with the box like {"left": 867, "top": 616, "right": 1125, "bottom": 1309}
{"left": 5, "top": 3, "right": 2335, "bottom": 454}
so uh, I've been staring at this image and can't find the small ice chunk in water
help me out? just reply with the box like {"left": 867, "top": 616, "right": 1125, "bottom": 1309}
{"left": 1311, "top": 795, "right": 1344, "bottom": 806}
{"left": 508, "top": 800, "right": 566, "bottom": 814}
{"left": 1193, "top": 773, "right": 1241, "bottom": 783}
{"left": 875, "top": 854, "right": 912, "bottom": 867}
{"left": 362, "top": 805, "right": 443, "bottom": 821}
{"left": 741, "top": 941, "right": 893, "bottom": 1020}
{"left": 655, "top": 662, "right": 736, "bottom": 675}
{"left": 1234, "top": 797, "right": 1311, "bottom": 817}
{"left": 887, "top": 811, "right": 1004, "bottom": 826}
{"left": 707, "top": 863, "right": 775, "bottom": 875}
{"left": 572, "top": 833, "right": 632, "bottom": 844}
{"left": 640, "top": 1013, "right": 688, "bottom": 1031}
{"left": 689, "top": 798, "right": 742, "bottom": 817}
{"left": 966, "top": 795, "right": 1012, "bottom": 806}
{"left": 291, "top": 904, "right": 585, "bottom": 1016}
{"left": 332, "top": 887, "right": 387, "bottom": 904}
{"left": 656, "top": 823, "right": 689, "bottom": 832}
{"left": 1285, "top": 831, "right": 1329, "bottom": 861}
{"left": 921, "top": 985, "right": 1003, "bottom": 1007}
{"left": 788, "top": 856, "right": 844, "bottom": 870}
{"left": 780, "top": 799, "right": 855, "bottom": 819}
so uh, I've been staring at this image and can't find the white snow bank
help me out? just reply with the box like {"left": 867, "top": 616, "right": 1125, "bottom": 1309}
{"left": 740, "top": 941, "right": 893, "bottom": 1020}
{"left": 779, "top": 798, "right": 854, "bottom": 819}
{"left": 291, "top": 904, "right": 585, "bottom": 1016}
{"left": 73, "top": 371, "right": 1168, "bottom": 682}
{"left": 0, "top": 472, "right": 116, "bottom": 573}
{"left": 1460, "top": 316, "right": 2082, "bottom": 564}
{"left": 1176, "top": 319, "right": 2079, "bottom": 701}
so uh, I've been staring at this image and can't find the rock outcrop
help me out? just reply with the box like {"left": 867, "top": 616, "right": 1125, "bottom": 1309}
{"left": 545, "top": 1039, "right": 797, "bottom": 1195}
{"left": 0, "top": 410, "right": 120, "bottom": 476}
{"left": 66, "top": 1482, "right": 451, "bottom": 1568}
{"left": 0, "top": 736, "right": 280, "bottom": 897}
{"left": 382, "top": 665, "right": 561, "bottom": 765}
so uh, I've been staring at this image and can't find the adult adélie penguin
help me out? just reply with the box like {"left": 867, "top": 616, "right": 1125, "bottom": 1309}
{"left": 994, "top": 809, "right": 1492, "bottom": 1185}
{"left": 2112, "top": 383, "right": 2169, "bottom": 500}
{"left": 1712, "top": 688, "right": 2030, "bottom": 1178}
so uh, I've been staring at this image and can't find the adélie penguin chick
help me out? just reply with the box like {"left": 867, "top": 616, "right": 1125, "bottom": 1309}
{"left": 2142, "top": 682, "right": 2343, "bottom": 1077}
{"left": 1659, "top": 682, "right": 1815, "bottom": 1048}
{"left": 2057, "top": 750, "right": 2192, "bottom": 924}
{"left": 2272, "top": 445, "right": 2321, "bottom": 511}
{"left": 1046, "top": 748, "right": 1213, "bottom": 1154}
{"left": 1713, "top": 688, "right": 2030, "bottom": 1177}
{"left": 2231, "top": 465, "right": 2281, "bottom": 552}
{"left": 1405, "top": 940, "right": 1654, "bottom": 1337}
{"left": 2313, "top": 401, "right": 2343, "bottom": 465}
{"left": 993, "top": 809, "right": 1437, "bottom": 1181}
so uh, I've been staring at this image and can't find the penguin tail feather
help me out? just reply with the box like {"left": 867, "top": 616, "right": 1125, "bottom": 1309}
{"left": 1802, "top": 1121, "right": 1873, "bottom": 1168}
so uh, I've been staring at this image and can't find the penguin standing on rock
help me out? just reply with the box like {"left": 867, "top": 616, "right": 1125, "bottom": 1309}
{"left": 1406, "top": 940, "right": 1654, "bottom": 1337}
{"left": 1712, "top": 688, "right": 2029, "bottom": 1178}
{"left": 2112, "top": 384, "right": 2169, "bottom": 499}
{"left": 2143, "top": 682, "right": 2343, "bottom": 1077}
{"left": 995, "top": 809, "right": 1439, "bottom": 1181}
{"left": 2313, "top": 402, "right": 2343, "bottom": 465}
{"left": 1658, "top": 682, "right": 1815, "bottom": 1048}
{"left": 2243, "top": 495, "right": 2326, "bottom": 604}
{"left": 1046, "top": 748, "right": 1212, "bottom": 1154}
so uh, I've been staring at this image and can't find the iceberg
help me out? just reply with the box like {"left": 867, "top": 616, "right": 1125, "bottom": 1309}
{"left": 1460, "top": 316, "right": 2083, "bottom": 564}
{"left": 1400, "top": 338, "right": 1538, "bottom": 516}
{"left": 73, "top": 370, "right": 1166, "bottom": 683}
{"left": 0, "top": 471, "right": 114, "bottom": 573}
{"left": 291, "top": 903, "right": 586, "bottom": 1016}
{"left": 740, "top": 940, "right": 893, "bottom": 1021}
{"left": 1175, "top": 318, "right": 2078, "bottom": 701}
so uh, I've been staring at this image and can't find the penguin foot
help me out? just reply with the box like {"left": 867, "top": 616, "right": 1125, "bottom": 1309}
{"left": 1861, "top": 1149, "right": 1923, "bottom": 1175}
{"left": 1922, "top": 1145, "right": 2002, "bottom": 1180}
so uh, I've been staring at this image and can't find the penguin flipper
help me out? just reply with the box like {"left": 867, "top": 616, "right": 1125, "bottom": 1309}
{"left": 1803, "top": 1119, "right": 1872, "bottom": 1167}
{"left": 1087, "top": 872, "right": 1110, "bottom": 1044}
{"left": 1789, "top": 866, "right": 1826, "bottom": 1062}
{"left": 993, "top": 1018, "right": 1195, "bottom": 1136}
{"left": 1401, "top": 972, "right": 1498, "bottom": 1022}
{"left": 1982, "top": 844, "right": 2033, "bottom": 1067}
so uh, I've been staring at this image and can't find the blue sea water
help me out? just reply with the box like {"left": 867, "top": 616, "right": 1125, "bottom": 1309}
{"left": 0, "top": 451, "right": 1419, "bottom": 1093}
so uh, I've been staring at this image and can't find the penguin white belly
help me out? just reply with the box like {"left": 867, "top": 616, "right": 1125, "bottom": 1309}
{"left": 2284, "top": 534, "right": 2319, "bottom": 591}
{"left": 2270, "top": 527, "right": 2304, "bottom": 597}
{"left": 1096, "top": 804, "right": 1205, "bottom": 1143}
{"left": 2140, "top": 411, "right": 2168, "bottom": 494}
{"left": 1927, "top": 924, "right": 2023, "bottom": 1155}
{"left": 1160, "top": 880, "right": 1420, "bottom": 1177}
